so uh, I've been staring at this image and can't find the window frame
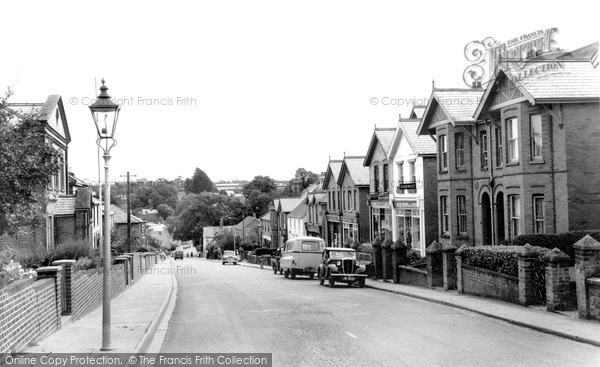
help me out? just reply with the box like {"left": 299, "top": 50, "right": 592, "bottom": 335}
{"left": 509, "top": 194, "right": 521, "bottom": 240}
{"left": 530, "top": 114, "right": 543, "bottom": 160}
{"left": 495, "top": 127, "right": 503, "bottom": 167}
{"left": 507, "top": 117, "right": 519, "bottom": 163}
{"left": 439, "top": 135, "right": 448, "bottom": 172}
{"left": 480, "top": 130, "right": 489, "bottom": 169}
{"left": 455, "top": 133, "right": 466, "bottom": 169}
{"left": 457, "top": 195, "right": 467, "bottom": 235}
{"left": 533, "top": 195, "right": 545, "bottom": 234}
{"left": 440, "top": 196, "right": 449, "bottom": 235}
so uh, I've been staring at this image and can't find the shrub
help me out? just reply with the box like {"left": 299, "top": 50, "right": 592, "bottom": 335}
{"left": 1, "top": 260, "right": 36, "bottom": 286}
{"left": 50, "top": 239, "right": 91, "bottom": 262}
{"left": 511, "top": 230, "right": 600, "bottom": 265}
{"left": 72, "top": 257, "right": 97, "bottom": 271}
{"left": 460, "top": 245, "right": 550, "bottom": 277}
{"left": 407, "top": 250, "right": 424, "bottom": 267}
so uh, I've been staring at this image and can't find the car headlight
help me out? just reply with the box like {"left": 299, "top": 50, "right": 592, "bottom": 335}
{"left": 335, "top": 260, "right": 342, "bottom": 266}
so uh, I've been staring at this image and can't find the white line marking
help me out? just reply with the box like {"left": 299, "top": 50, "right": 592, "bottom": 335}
{"left": 346, "top": 332, "right": 358, "bottom": 339}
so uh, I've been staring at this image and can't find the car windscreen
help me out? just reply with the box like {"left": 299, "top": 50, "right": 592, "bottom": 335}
{"left": 223, "top": 251, "right": 235, "bottom": 256}
{"left": 330, "top": 251, "right": 356, "bottom": 258}
{"left": 300, "top": 241, "right": 320, "bottom": 251}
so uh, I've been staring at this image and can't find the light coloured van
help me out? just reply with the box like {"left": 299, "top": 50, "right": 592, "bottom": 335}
{"left": 279, "top": 236, "right": 326, "bottom": 279}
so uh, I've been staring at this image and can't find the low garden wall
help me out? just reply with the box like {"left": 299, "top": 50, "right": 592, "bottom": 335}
{"left": 460, "top": 264, "right": 519, "bottom": 303}
{"left": 0, "top": 252, "right": 159, "bottom": 354}
{"left": 397, "top": 265, "right": 428, "bottom": 287}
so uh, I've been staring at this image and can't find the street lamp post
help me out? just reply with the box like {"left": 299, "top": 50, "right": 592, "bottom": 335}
{"left": 89, "top": 79, "right": 121, "bottom": 351}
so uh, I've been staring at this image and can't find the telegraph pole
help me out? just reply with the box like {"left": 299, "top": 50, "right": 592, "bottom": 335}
{"left": 120, "top": 171, "right": 137, "bottom": 252}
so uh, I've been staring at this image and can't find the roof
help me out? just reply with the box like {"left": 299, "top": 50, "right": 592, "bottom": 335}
{"left": 55, "top": 196, "right": 77, "bottom": 216}
{"left": 288, "top": 201, "right": 308, "bottom": 219}
{"left": 234, "top": 216, "right": 261, "bottom": 230}
{"left": 409, "top": 105, "right": 426, "bottom": 119}
{"left": 363, "top": 127, "right": 396, "bottom": 166}
{"left": 203, "top": 226, "right": 231, "bottom": 239}
{"left": 474, "top": 44, "right": 599, "bottom": 120}
{"left": 322, "top": 160, "right": 343, "bottom": 188}
{"left": 275, "top": 197, "right": 304, "bottom": 213}
{"left": 398, "top": 120, "right": 437, "bottom": 156}
{"left": 417, "top": 88, "right": 484, "bottom": 135}
{"left": 260, "top": 212, "right": 270, "bottom": 221}
{"left": 109, "top": 204, "right": 145, "bottom": 224}
{"left": 5, "top": 95, "right": 71, "bottom": 143}
{"left": 338, "top": 156, "right": 370, "bottom": 186}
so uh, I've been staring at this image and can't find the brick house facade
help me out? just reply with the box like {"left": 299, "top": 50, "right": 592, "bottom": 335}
{"left": 419, "top": 52, "right": 599, "bottom": 247}
{"left": 1, "top": 96, "right": 71, "bottom": 256}
{"left": 364, "top": 127, "right": 396, "bottom": 241}
{"left": 336, "top": 156, "right": 370, "bottom": 245}
{"left": 323, "top": 160, "right": 343, "bottom": 246}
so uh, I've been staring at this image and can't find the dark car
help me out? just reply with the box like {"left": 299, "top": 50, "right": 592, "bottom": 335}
{"left": 317, "top": 247, "right": 367, "bottom": 288}
{"left": 356, "top": 252, "right": 374, "bottom": 278}
{"left": 174, "top": 250, "right": 184, "bottom": 260}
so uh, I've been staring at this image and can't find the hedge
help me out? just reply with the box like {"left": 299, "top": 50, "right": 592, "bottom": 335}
{"left": 511, "top": 230, "right": 600, "bottom": 265}
{"left": 459, "top": 245, "right": 550, "bottom": 278}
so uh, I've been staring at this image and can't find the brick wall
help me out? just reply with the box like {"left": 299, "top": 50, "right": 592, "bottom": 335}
{"left": 0, "top": 278, "right": 60, "bottom": 354}
{"left": 461, "top": 264, "right": 520, "bottom": 303}
{"left": 564, "top": 103, "right": 600, "bottom": 231}
{"left": 587, "top": 278, "right": 600, "bottom": 320}
{"left": 71, "top": 263, "right": 127, "bottom": 320}
{"left": 422, "top": 156, "right": 438, "bottom": 247}
{"left": 397, "top": 265, "right": 428, "bottom": 287}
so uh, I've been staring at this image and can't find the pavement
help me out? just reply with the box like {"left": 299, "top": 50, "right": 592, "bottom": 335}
{"left": 19, "top": 257, "right": 600, "bottom": 358}
{"left": 22, "top": 258, "right": 178, "bottom": 357}
{"left": 239, "top": 259, "right": 600, "bottom": 348}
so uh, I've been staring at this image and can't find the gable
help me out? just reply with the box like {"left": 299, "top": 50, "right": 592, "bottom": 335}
{"left": 430, "top": 102, "right": 452, "bottom": 125}
{"left": 371, "top": 143, "right": 387, "bottom": 163}
{"left": 490, "top": 75, "right": 525, "bottom": 108}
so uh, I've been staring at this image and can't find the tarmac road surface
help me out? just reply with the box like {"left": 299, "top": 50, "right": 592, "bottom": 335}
{"left": 160, "top": 258, "right": 600, "bottom": 367}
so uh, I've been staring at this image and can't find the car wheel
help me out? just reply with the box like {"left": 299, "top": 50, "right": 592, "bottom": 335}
{"left": 273, "top": 266, "right": 277, "bottom": 274}
{"left": 233, "top": 262, "right": 237, "bottom": 265}
{"left": 318, "top": 270, "right": 325, "bottom": 285}
{"left": 279, "top": 269, "right": 283, "bottom": 275}
{"left": 358, "top": 278, "right": 365, "bottom": 288}
{"left": 347, "top": 281, "right": 353, "bottom": 287}
{"left": 309, "top": 273, "right": 314, "bottom": 280}
{"left": 222, "top": 262, "right": 225, "bottom": 265}
{"left": 284, "top": 269, "right": 289, "bottom": 278}
{"left": 290, "top": 271, "right": 296, "bottom": 279}
{"left": 328, "top": 274, "right": 335, "bottom": 288}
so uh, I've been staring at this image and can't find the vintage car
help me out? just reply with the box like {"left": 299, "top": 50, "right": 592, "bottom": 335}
{"left": 317, "top": 247, "right": 367, "bottom": 288}
{"left": 279, "top": 236, "right": 326, "bottom": 279}
{"left": 222, "top": 250, "right": 237, "bottom": 265}
{"left": 174, "top": 250, "right": 184, "bottom": 260}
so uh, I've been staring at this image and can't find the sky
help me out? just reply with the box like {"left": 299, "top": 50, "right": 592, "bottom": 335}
{"left": 1, "top": 0, "right": 597, "bottom": 183}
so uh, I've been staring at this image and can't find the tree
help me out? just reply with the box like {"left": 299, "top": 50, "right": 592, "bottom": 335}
{"left": 185, "top": 168, "right": 214, "bottom": 194}
{"left": 242, "top": 176, "right": 276, "bottom": 197}
{"left": 0, "top": 91, "right": 61, "bottom": 235}
{"left": 245, "top": 189, "right": 273, "bottom": 217}
{"left": 283, "top": 168, "right": 319, "bottom": 196}
{"left": 156, "top": 204, "right": 174, "bottom": 220}
{"left": 167, "top": 194, "right": 248, "bottom": 247}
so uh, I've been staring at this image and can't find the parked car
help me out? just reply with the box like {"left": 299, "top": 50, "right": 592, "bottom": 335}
{"left": 317, "top": 247, "right": 367, "bottom": 288}
{"left": 222, "top": 250, "right": 237, "bottom": 265}
{"left": 279, "top": 236, "right": 326, "bottom": 279}
{"left": 174, "top": 250, "right": 184, "bottom": 260}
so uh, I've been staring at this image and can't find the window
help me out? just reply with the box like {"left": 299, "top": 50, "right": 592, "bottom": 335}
{"left": 480, "top": 130, "right": 489, "bottom": 169}
{"left": 383, "top": 164, "right": 389, "bottom": 192}
{"left": 342, "top": 190, "right": 346, "bottom": 210}
{"left": 354, "top": 190, "right": 357, "bottom": 211}
{"left": 495, "top": 128, "right": 503, "bottom": 166}
{"left": 530, "top": 114, "right": 542, "bottom": 159}
{"left": 440, "top": 196, "right": 449, "bottom": 235}
{"left": 328, "top": 192, "right": 332, "bottom": 210}
{"left": 507, "top": 117, "right": 519, "bottom": 162}
{"left": 533, "top": 196, "right": 545, "bottom": 234}
{"left": 398, "top": 162, "right": 404, "bottom": 183}
{"left": 374, "top": 166, "right": 380, "bottom": 193}
{"left": 408, "top": 161, "right": 416, "bottom": 193}
{"left": 457, "top": 196, "right": 467, "bottom": 235}
{"left": 509, "top": 195, "right": 521, "bottom": 239}
{"left": 337, "top": 191, "right": 341, "bottom": 211}
{"left": 455, "top": 133, "right": 465, "bottom": 168}
{"left": 347, "top": 191, "right": 352, "bottom": 211}
{"left": 439, "top": 135, "right": 448, "bottom": 171}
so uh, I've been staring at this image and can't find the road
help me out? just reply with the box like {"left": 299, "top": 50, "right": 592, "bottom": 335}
{"left": 160, "top": 258, "right": 600, "bottom": 366}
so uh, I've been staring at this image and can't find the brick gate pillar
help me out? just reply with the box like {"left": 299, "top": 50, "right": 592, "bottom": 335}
{"left": 573, "top": 235, "right": 600, "bottom": 319}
